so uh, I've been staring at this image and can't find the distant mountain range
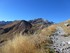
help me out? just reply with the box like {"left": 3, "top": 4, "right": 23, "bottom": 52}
{"left": 0, "top": 18, "right": 53, "bottom": 35}
{"left": 0, "top": 21, "right": 12, "bottom": 27}
{"left": 0, "top": 18, "right": 53, "bottom": 27}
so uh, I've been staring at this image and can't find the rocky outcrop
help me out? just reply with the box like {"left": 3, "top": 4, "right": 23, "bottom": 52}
{"left": 29, "top": 18, "right": 53, "bottom": 26}
{"left": 29, "top": 18, "right": 54, "bottom": 33}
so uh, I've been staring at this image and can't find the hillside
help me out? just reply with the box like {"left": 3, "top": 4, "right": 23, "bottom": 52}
{"left": 0, "top": 25, "right": 56, "bottom": 53}
{"left": 0, "top": 20, "right": 32, "bottom": 45}
{"left": 0, "top": 18, "right": 70, "bottom": 53}
{"left": 0, "top": 18, "right": 53, "bottom": 46}
{"left": 0, "top": 20, "right": 32, "bottom": 35}
{"left": 29, "top": 18, "right": 53, "bottom": 33}
{"left": 58, "top": 19, "right": 70, "bottom": 36}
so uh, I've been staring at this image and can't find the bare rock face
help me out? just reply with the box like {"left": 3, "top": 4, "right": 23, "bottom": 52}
{"left": 0, "top": 20, "right": 32, "bottom": 35}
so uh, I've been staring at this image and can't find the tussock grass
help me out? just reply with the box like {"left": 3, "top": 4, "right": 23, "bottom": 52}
{"left": 58, "top": 20, "right": 70, "bottom": 36}
{"left": 0, "top": 25, "right": 56, "bottom": 53}
{"left": 41, "top": 25, "right": 56, "bottom": 36}
{"left": 1, "top": 34, "right": 47, "bottom": 53}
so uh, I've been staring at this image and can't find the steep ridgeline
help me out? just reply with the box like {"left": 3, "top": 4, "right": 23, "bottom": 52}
{"left": 29, "top": 18, "right": 54, "bottom": 33}
{"left": 0, "top": 20, "right": 32, "bottom": 35}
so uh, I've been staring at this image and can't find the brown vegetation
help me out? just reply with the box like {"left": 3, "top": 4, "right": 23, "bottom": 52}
{"left": 0, "top": 35, "right": 47, "bottom": 53}
{"left": 41, "top": 25, "right": 56, "bottom": 36}
{"left": 58, "top": 20, "right": 70, "bottom": 36}
{"left": 0, "top": 25, "right": 56, "bottom": 53}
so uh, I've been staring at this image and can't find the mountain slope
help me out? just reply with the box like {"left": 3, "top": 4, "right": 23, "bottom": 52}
{"left": 0, "top": 18, "right": 54, "bottom": 46}
{"left": 0, "top": 20, "right": 32, "bottom": 45}
{"left": 0, "top": 20, "right": 32, "bottom": 35}
{"left": 58, "top": 19, "right": 70, "bottom": 36}
{"left": 29, "top": 18, "right": 53, "bottom": 33}
{"left": 0, "top": 18, "right": 70, "bottom": 53}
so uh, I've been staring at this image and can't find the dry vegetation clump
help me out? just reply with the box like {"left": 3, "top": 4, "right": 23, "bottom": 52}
{"left": 58, "top": 21, "right": 70, "bottom": 36}
{"left": 0, "top": 34, "right": 48, "bottom": 53}
{"left": 41, "top": 25, "right": 57, "bottom": 36}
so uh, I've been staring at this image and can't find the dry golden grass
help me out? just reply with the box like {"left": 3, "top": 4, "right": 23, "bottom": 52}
{"left": 0, "top": 34, "right": 49, "bottom": 53}
{"left": 0, "top": 25, "right": 57, "bottom": 53}
{"left": 41, "top": 25, "right": 56, "bottom": 36}
{"left": 58, "top": 20, "right": 70, "bottom": 36}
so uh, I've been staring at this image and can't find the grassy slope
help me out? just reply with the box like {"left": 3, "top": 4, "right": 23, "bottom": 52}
{"left": 58, "top": 20, "right": 70, "bottom": 36}
{"left": 0, "top": 25, "right": 56, "bottom": 53}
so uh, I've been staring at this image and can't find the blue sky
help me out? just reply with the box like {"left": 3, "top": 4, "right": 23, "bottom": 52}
{"left": 0, "top": 0, "right": 70, "bottom": 23}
